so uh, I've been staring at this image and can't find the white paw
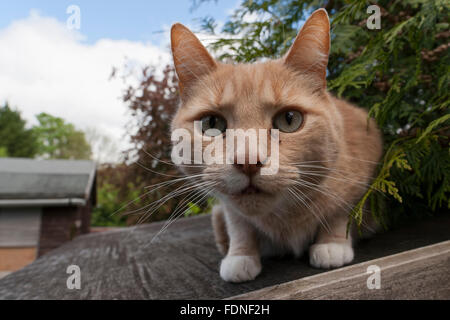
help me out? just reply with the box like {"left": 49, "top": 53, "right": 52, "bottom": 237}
{"left": 309, "top": 242, "right": 354, "bottom": 269}
{"left": 220, "top": 255, "right": 262, "bottom": 283}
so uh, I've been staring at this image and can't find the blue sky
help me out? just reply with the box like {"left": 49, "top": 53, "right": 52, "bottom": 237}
{"left": 0, "top": 0, "right": 238, "bottom": 162}
{"left": 0, "top": 0, "right": 233, "bottom": 44}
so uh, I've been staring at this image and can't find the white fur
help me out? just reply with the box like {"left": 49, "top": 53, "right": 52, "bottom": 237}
{"left": 220, "top": 255, "right": 261, "bottom": 283}
{"left": 309, "top": 242, "right": 354, "bottom": 269}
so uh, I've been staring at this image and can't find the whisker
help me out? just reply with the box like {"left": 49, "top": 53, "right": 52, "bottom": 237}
{"left": 287, "top": 187, "right": 331, "bottom": 233}
{"left": 149, "top": 184, "right": 217, "bottom": 244}
{"left": 136, "top": 180, "right": 217, "bottom": 224}
{"left": 109, "top": 175, "right": 203, "bottom": 218}
{"left": 290, "top": 164, "right": 375, "bottom": 181}
{"left": 142, "top": 148, "right": 207, "bottom": 168}
{"left": 292, "top": 185, "right": 332, "bottom": 233}
{"left": 291, "top": 179, "right": 373, "bottom": 229}
{"left": 134, "top": 160, "right": 187, "bottom": 178}
{"left": 160, "top": 181, "right": 216, "bottom": 224}
{"left": 292, "top": 170, "right": 378, "bottom": 191}
{"left": 122, "top": 178, "right": 206, "bottom": 218}
{"left": 113, "top": 172, "right": 217, "bottom": 218}
{"left": 289, "top": 155, "right": 381, "bottom": 165}
{"left": 291, "top": 168, "right": 386, "bottom": 199}
{"left": 142, "top": 172, "right": 218, "bottom": 189}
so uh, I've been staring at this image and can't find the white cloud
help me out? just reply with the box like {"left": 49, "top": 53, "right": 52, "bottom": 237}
{"left": 0, "top": 11, "right": 170, "bottom": 162}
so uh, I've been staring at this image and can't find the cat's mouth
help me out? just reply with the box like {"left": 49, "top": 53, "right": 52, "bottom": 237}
{"left": 233, "top": 184, "right": 265, "bottom": 196}
{"left": 240, "top": 185, "right": 261, "bottom": 195}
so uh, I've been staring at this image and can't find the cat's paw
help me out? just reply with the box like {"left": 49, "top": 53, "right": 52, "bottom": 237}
{"left": 309, "top": 242, "right": 354, "bottom": 269}
{"left": 220, "top": 255, "right": 261, "bottom": 283}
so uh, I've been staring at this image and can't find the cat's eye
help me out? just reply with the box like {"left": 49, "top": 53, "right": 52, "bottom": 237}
{"left": 273, "top": 110, "right": 304, "bottom": 133}
{"left": 201, "top": 115, "right": 227, "bottom": 136}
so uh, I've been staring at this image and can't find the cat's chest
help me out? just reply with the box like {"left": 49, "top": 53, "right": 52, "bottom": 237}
{"left": 249, "top": 211, "right": 318, "bottom": 256}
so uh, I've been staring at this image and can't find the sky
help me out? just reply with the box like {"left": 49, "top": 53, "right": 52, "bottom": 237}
{"left": 0, "top": 0, "right": 233, "bottom": 44}
{"left": 0, "top": 0, "right": 237, "bottom": 162}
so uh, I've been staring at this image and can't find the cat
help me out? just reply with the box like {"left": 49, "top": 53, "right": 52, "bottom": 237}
{"left": 169, "top": 8, "right": 383, "bottom": 283}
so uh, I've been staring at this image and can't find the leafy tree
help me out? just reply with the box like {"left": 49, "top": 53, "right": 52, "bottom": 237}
{"left": 33, "top": 112, "right": 92, "bottom": 160}
{"left": 91, "top": 182, "right": 128, "bottom": 226}
{"left": 118, "top": 65, "right": 186, "bottom": 223}
{"left": 111, "top": 64, "right": 213, "bottom": 224}
{"left": 91, "top": 163, "right": 146, "bottom": 226}
{"left": 0, "top": 103, "right": 38, "bottom": 158}
{"left": 198, "top": 0, "right": 449, "bottom": 227}
{"left": 122, "top": 65, "right": 179, "bottom": 179}
{"left": 0, "top": 147, "right": 8, "bottom": 157}
{"left": 85, "top": 127, "right": 120, "bottom": 164}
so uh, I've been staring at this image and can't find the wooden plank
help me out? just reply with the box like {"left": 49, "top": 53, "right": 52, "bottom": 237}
{"left": 0, "top": 214, "right": 449, "bottom": 299}
{"left": 229, "top": 241, "right": 450, "bottom": 300}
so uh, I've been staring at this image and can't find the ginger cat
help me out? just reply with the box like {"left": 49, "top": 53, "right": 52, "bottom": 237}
{"left": 170, "top": 9, "right": 383, "bottom": 283}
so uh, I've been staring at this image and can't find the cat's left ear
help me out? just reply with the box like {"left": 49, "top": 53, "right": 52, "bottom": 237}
{"left": 171, "top": 23, "right": 217, "bottom": 97}
{"left": 284, "top": 9, "right": 330, "bottom": 90}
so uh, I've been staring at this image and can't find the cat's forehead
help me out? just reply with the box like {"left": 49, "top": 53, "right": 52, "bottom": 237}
{"left": 213, "top": 62, "right": 270, "bottom": 98}
{"left": 188, "top": 61, "right": 317, "bottom": 112}
{"left": 215, "top": 63, "right": 280, "bottom": 106}
{"left": 192, "top": 62, "right": 290, "bottom": 105}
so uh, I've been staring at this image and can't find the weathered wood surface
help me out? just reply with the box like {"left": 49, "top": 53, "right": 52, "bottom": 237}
{"left": 230, "top": 240, "right": 450, "bottom": 299}
{"left": 0, "top": 214, "right": 449, "bottom": 300}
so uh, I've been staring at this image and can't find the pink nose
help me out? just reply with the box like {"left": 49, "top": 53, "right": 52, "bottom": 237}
{"left": 233, "top": 154, "right": 263, "bottom": 176}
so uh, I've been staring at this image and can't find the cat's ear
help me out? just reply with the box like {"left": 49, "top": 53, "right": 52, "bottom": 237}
{"left": 171, "top": 23, "right": 217, "bottom": 96}
{"left": 284, "top": 9, "right": 330, "bottom": 90}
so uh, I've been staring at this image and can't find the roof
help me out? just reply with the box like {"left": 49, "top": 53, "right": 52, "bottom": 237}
{"left": 0, "top": 158, "right": 96, "bottom": 207}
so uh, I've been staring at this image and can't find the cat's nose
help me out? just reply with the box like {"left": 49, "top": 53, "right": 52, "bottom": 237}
{"left": 233, "top": 155, "right": 263, "bottom": 176}
{"left": 234, "top": 162, "right": 262, "bottom": 176}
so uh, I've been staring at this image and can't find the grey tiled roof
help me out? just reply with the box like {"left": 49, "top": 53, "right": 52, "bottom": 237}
{"left": 0, "top": 158, "right": 96, "bottom": 200}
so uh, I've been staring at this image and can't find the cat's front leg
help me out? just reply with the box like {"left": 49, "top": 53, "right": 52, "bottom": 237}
{"left": 309, "top": 215, "right": 354, "bottom": 269}
{"left": 219, "top": 210, "right": 261, "bottom": 283}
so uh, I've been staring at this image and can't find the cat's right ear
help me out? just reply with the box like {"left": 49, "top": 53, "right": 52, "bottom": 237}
{"left": 171, "top": 23, "right": 217, "bottom": 97}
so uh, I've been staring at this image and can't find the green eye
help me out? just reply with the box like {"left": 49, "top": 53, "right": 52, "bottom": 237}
{"left": 273, "top": 110, "right": 303, "bottom": 133}
{"left": 201, "top": 115, "right": 227, "bottom": 136}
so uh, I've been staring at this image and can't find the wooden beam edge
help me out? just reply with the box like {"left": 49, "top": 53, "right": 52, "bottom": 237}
{"left": 227, "top": 240, "right": 450, "bottom": 300}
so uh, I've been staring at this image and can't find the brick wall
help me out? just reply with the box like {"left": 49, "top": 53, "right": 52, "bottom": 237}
{"left": 0, "top": 247, "right": 37, "bottom": 271}
{"left": 38, "top": 206, "right": 82, "bottom": 256}
{"left": 37, "top": 188, "right": 94, "bottom": 257}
